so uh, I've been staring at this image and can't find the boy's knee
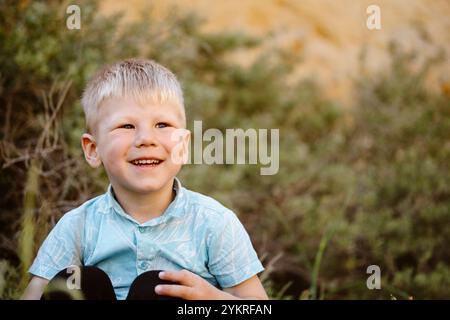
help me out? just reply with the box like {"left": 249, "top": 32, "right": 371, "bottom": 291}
{"left": 43, "top": 266, "right": 116, "bottom": 300}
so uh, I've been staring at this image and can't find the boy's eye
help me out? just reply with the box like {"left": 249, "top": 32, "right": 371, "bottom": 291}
{"left": 156, "top": 122, "right": 169, "bottom": 128}
{"left": 120, "top": 124, "right": 135, "bottom": 129}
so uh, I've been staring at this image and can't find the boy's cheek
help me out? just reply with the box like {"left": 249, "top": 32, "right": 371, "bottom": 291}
{"left": 162, "top": 130, "right": 186, "bottom": 151}
{"left": 168, "top": 144, "right": 189, "bottom": 166}
{"left": 166, "top": 138, "right": 182, "bottom": 150}
{"left": 169, "top": 128, "right": 190, "bottom": 146}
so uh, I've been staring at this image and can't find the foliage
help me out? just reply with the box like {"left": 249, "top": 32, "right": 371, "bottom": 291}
{"left": 0, "top": 0, "right": 449, "bottom": 299}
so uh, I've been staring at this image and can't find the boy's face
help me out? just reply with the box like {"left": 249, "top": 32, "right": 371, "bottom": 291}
{"left": 81, "top": 96, "right": 190, "bottom": 195}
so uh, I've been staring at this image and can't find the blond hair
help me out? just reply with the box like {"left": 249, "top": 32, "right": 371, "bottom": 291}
{"left": 81, "top": 59, "right": 185, "bottom": 133}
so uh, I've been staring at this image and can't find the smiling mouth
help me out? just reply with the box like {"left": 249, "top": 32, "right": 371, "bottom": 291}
{"left": 130, "top": 159, "right": 163, "bottom": 167}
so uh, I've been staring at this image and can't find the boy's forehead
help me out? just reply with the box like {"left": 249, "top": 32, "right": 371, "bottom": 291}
{"left": 99, "top": 96, "right": 186, "bottom": 123}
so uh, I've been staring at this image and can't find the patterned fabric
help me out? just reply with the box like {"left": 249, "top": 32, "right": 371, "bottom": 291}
{"left": 29, "top": 177, "right": 264, "bottom": 299}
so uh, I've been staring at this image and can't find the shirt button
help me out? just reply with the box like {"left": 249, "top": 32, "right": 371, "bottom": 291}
{"left": 138, "top": 227, "right": 145, "bottom": 233}
{"left": 139, "top": 261, "right": 149, "bottom": 270}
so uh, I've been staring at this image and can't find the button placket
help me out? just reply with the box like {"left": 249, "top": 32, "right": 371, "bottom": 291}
{"left": 136, "top": 225, "right": 153, "bottom": 272}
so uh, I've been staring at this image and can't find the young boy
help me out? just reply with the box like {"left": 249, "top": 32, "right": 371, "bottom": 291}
{"left": 21, "top": 59, "right": 268, "bottom": 300}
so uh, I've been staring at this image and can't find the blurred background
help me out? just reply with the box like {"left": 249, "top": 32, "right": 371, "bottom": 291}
{"left": 1, "top": 0, "right": 449, "bottom": 299}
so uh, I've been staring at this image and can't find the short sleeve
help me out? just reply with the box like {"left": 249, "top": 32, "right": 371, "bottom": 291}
{"left": 207, "top": 210, "right": 264, "bottom": 288}
{"left": 28, "top": 210, "right": 84, "bottom": 280}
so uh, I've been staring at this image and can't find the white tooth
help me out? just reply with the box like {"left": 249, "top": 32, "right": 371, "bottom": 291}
{"left": 132, "top": 159, "right": 161, "bottom": 165}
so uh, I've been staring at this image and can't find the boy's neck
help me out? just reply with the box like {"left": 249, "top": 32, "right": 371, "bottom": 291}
{"left": 111, "top": 179, "right": 176, "bottom": 224}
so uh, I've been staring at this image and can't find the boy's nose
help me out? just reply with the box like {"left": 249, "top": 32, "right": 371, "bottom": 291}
{"left": 134, "top": 128, "right": 158, "bottom": 147}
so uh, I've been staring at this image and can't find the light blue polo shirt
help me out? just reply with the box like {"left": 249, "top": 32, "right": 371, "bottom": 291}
{"left": 28, "top": 177, "right": 264, "bottom": 299}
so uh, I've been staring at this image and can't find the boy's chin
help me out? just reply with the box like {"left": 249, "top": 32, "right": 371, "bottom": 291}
{"left": 128, "top": 179, "right": 173, "bottom": 194}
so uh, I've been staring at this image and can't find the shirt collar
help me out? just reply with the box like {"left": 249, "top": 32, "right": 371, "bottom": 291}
{"left": 104, "top": 177, "right": 188, "bottom": 226}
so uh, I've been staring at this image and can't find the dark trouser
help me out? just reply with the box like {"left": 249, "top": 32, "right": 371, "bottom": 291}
{"left": 41, "top": 266, "right": 182, "bottom": 300}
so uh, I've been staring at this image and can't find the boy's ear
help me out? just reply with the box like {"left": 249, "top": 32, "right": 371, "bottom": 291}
{"left": 81, "top": 133, "right": 102, "bottom": 168}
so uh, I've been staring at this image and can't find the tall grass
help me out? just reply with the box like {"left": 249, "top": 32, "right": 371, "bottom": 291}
{"left": 310, "top": 228, "right": 334, "bottom": 300}
{"left": 18, "top": 159, "right": 39, "bottom": 291}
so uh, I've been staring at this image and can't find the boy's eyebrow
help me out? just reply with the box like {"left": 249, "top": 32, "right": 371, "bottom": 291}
{"left": 107, "top": 110, "right": 185, "bottom": 125}
{"left": 106, "top": 114, "right": 134, "bottom": 123}
{"left": 148, "top": 104, "right": 187, "bottom": 125}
